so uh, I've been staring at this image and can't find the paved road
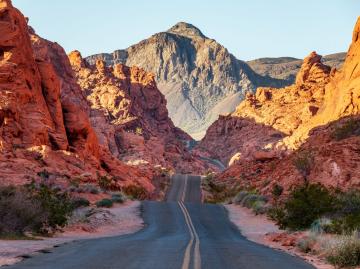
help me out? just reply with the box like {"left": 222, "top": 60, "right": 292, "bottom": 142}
{"left": 8, "top": 174, "right": 315, "bottom": 269}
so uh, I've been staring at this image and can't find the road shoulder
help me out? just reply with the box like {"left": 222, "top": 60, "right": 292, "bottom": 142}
{"left": 225, "top": 204, "right": 333, "bottom": 269}
{"left": 0, "top": 201, "right": 143, "bottom": 267}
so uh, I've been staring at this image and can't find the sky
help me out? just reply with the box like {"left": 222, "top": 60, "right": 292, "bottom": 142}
{"left": 12, "top": 0, "right": 360, "bottom": 61}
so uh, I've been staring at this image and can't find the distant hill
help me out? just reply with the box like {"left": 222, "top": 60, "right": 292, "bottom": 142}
{"left": 247, "top": 52, "right": 346, "bottom": 84}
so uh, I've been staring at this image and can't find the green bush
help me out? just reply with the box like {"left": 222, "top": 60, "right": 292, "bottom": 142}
{"left": 268, "top": 183, "right": 335, "bottom": 230}
{"left": 326, "top": 235, "right": 360, "bottom": 268}
{"left": 272, "top": 184, "right": 284, "bottom": 198}
{"left": 0, "top": 186, "right": 45, "bottom": 236}
{"left": 252, "top": 200, "right": 268, "bottom": 215}
{"left": 71, "top": 197, "right": 90, "bottom": 208}
{"left": 242, "top": 194, "right": 267, "bottom": 208}
{"left": 111, "top": 193, "right": 126, "bottom": 204}
{"left": 98, "top": 175, "right": 112, "bottom": 190}
{"left": 297, "top": 235, "right": 317, "bottom": 253}
{"left": 0, "top": 182, "right": 74, "bottom": 236}
{"left": 293, "top": 151, "right": 314, "bottom": 180}
{"left": 327, "top": 191, "right": 360, "bottom": 234}
{"left": 96, "top": 198, "right": 113, "bottom": 208}
{"left": 331, "top": 118, "right": 360, "bottom": 141}
{"left": 27, "top": 182, "right": 74, "bottom": 232}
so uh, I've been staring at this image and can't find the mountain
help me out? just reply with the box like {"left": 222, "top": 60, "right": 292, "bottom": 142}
{"left": 86, "top": 22, "right": 287, "bottom": 139}
{"left": 247, "top": 52, "right": 346, "bottom": 84}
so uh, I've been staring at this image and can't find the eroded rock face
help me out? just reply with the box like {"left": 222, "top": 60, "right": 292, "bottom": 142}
{"left": 0, "top": 0, "right": 159, "bottom": 194}
{"left": 209, "top": 17, "right": 360, "bottom": 195}
{"left": 69, "top": 51, "right": 208, "bottom": 174}
{"left": 197, "top": 51, "right": 331, "bottom": 164}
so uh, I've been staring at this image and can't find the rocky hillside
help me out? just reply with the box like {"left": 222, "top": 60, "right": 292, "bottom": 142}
{"left": 0, "top": 0, "right": 209, "bottom": 195}
{"left": 202, "top": 17, "right": 360, "bottom": 195}
{"left": 68, "top": 51, "right": 208, "bottom": 173}
{"left": 198, "top": 51, "right": 332, "bottom": 165}
{"left": 86, "top": 22, "right": 286, "bottom": 139}
{"left": 247, "top": 52, "right": 345, "bottom": 85}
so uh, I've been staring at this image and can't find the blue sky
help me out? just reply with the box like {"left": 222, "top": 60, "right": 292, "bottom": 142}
{"left": 12, "top": 0, "right": 359, "bottom": 60}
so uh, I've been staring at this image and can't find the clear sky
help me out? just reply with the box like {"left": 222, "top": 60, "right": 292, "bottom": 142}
{"left": 12, "top": 0, "right": 359, "bottom": 61}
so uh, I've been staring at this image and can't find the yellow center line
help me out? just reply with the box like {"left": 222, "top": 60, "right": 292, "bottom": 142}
{"left": 179, "top": 175, "right": 201, "bottom": 269}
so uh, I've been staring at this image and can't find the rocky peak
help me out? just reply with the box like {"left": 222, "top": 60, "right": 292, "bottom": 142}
{"left": 167, "top": 22, "right": 205, "bottom": 39}
{"left": 68, "top": 50, "right": 86, "bottom": 68}
{"left": 295, "top": 51, "right": 331, "bottom": 85}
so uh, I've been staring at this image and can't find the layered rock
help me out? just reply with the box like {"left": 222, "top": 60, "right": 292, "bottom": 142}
{"left": 86, "top": 22, "right": 286, "bottom": 139}
{"left": 0, "top": 0, "right": 159, "bottom": 194}
{"left": 209, "top": 17, "right": 360, "bottom": 195}
{"left": 69, "top": 51, "right": 208, "bottom": 173}
{"left": 198, "top": 51, "right": 332, "bottom": 165}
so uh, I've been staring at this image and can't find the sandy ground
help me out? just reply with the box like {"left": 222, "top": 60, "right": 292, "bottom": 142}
{"left": 225, "top": 204, "right": 333, "bottom": 269}
{"left": 0, "top": 201, "right": 143, "bottom": 267}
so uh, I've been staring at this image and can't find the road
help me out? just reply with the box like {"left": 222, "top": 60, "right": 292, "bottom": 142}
{"left": 8, "top": 174, "right": 315, "bottom": 269}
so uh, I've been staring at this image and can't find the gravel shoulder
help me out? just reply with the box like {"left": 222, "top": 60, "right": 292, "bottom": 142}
{"left": 225, "top": 204, "right": 333, "bottom": 269}
{"left": 0, "top": 201, "right": 143, "bottom": 267}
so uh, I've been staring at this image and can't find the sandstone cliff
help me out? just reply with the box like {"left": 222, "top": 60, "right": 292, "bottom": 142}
{"left": 68, "top": 51, "right": 207, "bottom": 173}
{"left": 205, "top": 17, "right": 360, "bottom": 195}
{"left": 86, "top": 22, "right": 286, "bottom": 139}
{"left": 198, "top": 51, "right": 332, "bottom": 165}
{"left": 0, "top": 0, "right": 164, "bottom": 194}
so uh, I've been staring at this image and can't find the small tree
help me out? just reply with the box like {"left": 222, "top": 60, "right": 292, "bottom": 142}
{"left": 293, "top": 150, "right": 314, "bottom": 182}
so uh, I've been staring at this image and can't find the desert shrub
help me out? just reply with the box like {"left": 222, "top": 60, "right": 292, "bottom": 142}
{"left": 111, "top": 193, "right": 126, "bottom": 204}
{"left": 37, "top": 170, "right": 51, "bottom": 180}
{"left": 272, "top": 184, "right": 284, "bottom": 198}
{"left": 122, "top": 185, "right": 147, "bottom": 200}
{"left": 27, "top": 181, "right": 74, "bottom": 232}
{"left": 98, "top": 175, "right": 112, "bottom": 190}
{"left": 268, "top": 183, "right": 335, "bottom": 230}
{"left": 71, "top": 197, "right": 90, "bottom": 208}
{"left": 310, "top": 218, "right": 332, "bottom": 235}
{"left": 327, "top": 191, "right": 360, "bottom": 234}
{"left": 297, "top": 235, "right": 317, "bottom": 253}
{"left": 293, "top": 151, "right": 314, "bottom": 181}
{"left": 83, "top": 184, "right": 100, "bottom": 194}
{"left": 0, "top": 186, "right": 45, "bottom": 236}
{"left": 242, "top": 194, "right": 267, "bottom": 208}
{"left": 331, "top": 118, "right": 360, "bottom": 141}
{"left": 252, "top": 200, "right": 269, "bottom": 215}
{"left": 326, "top": 235, "right": 360, "bottom": 268}
{"left": 232, "top": 191, "right": 250, "bottom": 204}
{"left": 96, "top": 198, "right": 113, "bottom": 208}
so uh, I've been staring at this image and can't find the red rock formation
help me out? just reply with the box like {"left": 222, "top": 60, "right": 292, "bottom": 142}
{"left": 68, "top": 51, "right": 208, "bottom": 173}
{"left": 0, "top": 0, "right": 159, "bottom": 195}
{"left": 197, "top": 51, "right": 331, "bottom": 165}
{"left": 210, "top": 17, "right": 360, "bottom": 195}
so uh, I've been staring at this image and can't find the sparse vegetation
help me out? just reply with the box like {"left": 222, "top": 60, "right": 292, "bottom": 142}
{"left": 122, "top": 185, "right": 147, "bottom": 200}
{"left": 0, "top": 181, "right": 74, "bottom": 237}
{"left": 98, "top": 175, "right": 112, "bottom": 190}
{"left": 331, "top": 118, "right": 360, "bottom": 141}
{"left": 268, "top": 183, "right": 335, "bottom": 230}
{"left": 71, "top": 197, "right": 90, "bottom": 208}
{"left": 95, "top": 198, "right": 113, "bottom": 208}
{"left": 293, "top": 151, "right": 314, "bottom": 181}
{"left": 271, "top": 184, "right": 283, "bottom": 198}
{"left": 326, "top": 234, "right": 360, "bottom": 268}
{"left": 202, "top": 174, "right": 241, "bottom": 204}
{"left": 233, "top": 190, "right": 269, "bottom": 215}
{"left": 111, "top": 193, "right": 126, "bottom": 204}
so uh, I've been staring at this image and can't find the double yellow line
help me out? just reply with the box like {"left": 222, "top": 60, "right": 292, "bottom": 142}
{"left": 179, "top": 176, "right": 201, "bottom": 269}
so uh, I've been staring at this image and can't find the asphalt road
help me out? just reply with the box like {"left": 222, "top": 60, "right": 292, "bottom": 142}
{"left": 8, "top": 174, "right": 315, "bottom": 269}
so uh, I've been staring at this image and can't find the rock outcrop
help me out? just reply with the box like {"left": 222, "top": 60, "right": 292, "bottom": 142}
{"left": 86, "top": 22, "right": 286, "bottom": 139}
{"left": 247, "top": 53, "right": 345, "bottom": 85}
{"left": 206, "top": 17, "right": 360, "bottom": 195}
{"left": 69, "top": 51, "right": 208, "bottom": 173}
{"left": 198, "top": 51, "right": 332, "bottom": 164}
{"left": 0, "top": 0, "right": 164, "bottom": 194}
